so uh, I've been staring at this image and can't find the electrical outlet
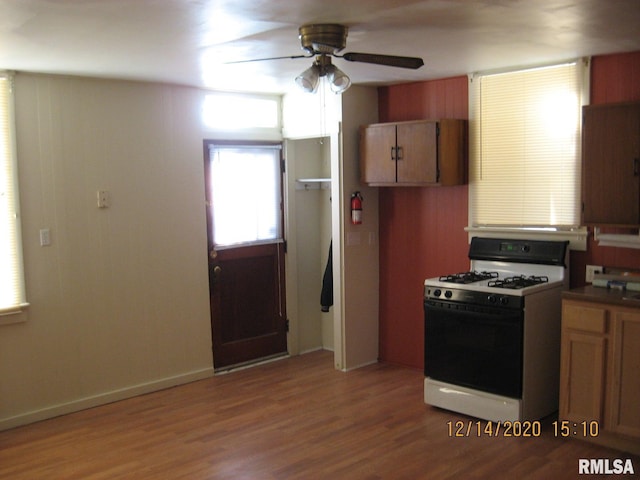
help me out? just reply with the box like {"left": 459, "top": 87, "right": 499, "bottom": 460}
{"left": 586, "top": 265, "right": 603, "bottom": 283}
{"left": 97, "top": 190, "right": 111, "bottom": 208}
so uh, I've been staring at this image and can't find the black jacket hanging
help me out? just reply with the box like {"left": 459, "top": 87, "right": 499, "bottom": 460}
{"left": 320, "top": 241, "right": 333, "bottom": 312}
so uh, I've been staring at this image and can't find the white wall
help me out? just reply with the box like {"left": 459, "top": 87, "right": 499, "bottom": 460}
{"left": 0, "top": 74, "right": 381, "bottom": 429}
{"left": 0, "top": 73, "right": 213, "bottom": 430}
{"left": 339, "top": 86, "right": 380, "bottom": 370}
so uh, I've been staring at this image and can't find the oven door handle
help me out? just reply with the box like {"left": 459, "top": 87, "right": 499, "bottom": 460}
{"left": 424, "top": 300, "right": 522, "bottom": 322}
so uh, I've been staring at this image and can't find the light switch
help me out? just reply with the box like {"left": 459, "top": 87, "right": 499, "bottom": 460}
{"left": 39, "top": 228, "right": 51, "bottom": 246}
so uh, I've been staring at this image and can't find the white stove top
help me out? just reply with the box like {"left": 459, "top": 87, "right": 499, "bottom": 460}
{"left": 424, "top": 260, "right": 567, "bottom": 296}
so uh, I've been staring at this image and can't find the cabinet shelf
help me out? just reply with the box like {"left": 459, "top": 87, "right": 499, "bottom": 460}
{"left": 296, "top": 178, "right": 332, "bottom": 190}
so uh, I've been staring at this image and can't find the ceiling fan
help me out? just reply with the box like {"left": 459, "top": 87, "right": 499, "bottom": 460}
{"left": 228, "top": 24, "right": 424, "bottom": 93}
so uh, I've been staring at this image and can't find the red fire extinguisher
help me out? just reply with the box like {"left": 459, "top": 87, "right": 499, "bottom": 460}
{"left": 351, "top": 191, "right": 363, "bottom": 225}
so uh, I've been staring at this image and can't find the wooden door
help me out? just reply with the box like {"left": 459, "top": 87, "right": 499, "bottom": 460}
{"left": 559, "top": 301, "right": 608, "bottom": 423}
{"left": 608, "top": 309, "right": 640, "bottom": 438}
{"left": 360, "top": 124, "right": 397, "bottom": 184}
{"left": 204, "top": 141, "right": 287, "bottom": 369}
{"left": 396, "top": 121, "right": 438, "bottom": 184}
{"left": 582, "top": 102, "right": 640, "bottom": 225}
{"left": 559, "top": 330, "right": 606, "bottom": 423}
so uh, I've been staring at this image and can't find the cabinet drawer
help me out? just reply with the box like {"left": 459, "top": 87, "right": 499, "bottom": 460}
{"left": 563, "top": 303, "right": 608, "bottom": 333}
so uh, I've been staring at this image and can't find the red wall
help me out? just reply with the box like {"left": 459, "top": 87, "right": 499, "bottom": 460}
{"left": 377, "top": 76, "right": 469, "bottom": 369}
{"left": 377, "top": 52, "right": 640, "bottom": 369}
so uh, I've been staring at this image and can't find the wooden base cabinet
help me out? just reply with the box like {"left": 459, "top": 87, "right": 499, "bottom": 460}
{"left": 359, "top": 119, "right": 466, "bottom": 186}
{"left": 559, "top": 301, "right": 607, "bottom": 424}
{"left": 609, "top": 310, "right": 640, "bottom": 439}
{"left": 560, "top": 299, "right": 640, "bottom": 455}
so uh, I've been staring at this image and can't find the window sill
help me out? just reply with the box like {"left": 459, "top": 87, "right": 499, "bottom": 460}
{"left": 0, "top": 303, "right": 29, "bottom": 325}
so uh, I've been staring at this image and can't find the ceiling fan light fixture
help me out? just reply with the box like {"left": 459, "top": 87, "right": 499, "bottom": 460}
{"left": 232, "top": 23, "right": 424, "bottom": 92}
{"left": 326, "top": 64, "right": 351, "bottom": 94}
{"left": 295, "top": 64, "right": 320, "bottom": 93}
{"left": 296, "top": 55, "right": 351, "bottom": 94}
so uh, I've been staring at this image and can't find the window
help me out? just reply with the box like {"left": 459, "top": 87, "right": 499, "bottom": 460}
{"left": 202, "top": 93, "right": 280, "bottom": 130}
{"left": 207, "top": 143, "right": 283, "bottom": 247}
{"left": 0, "top": 72, "right": 28, "bottom": 316}
{"left": 468, "top": 60, "right": 588, "bottom": 244}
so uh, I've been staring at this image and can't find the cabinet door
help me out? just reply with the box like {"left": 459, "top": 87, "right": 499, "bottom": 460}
{"left": 608, "top": 310, "right": 640, "bottom": 438}
{"left": 582, "top": 102, "right": 640, "bottom": 225}
{"left": 559, "top": 329, "right": 607, "bottom": 424}
{"left": 360, "top": 124, "right": 397, "bottom": 184}
{"left": 396, "top": 122, "right": 438, "bottom": 184}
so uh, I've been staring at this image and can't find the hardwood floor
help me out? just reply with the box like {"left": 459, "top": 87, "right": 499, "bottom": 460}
{"left": 1, "top": 350, "right": 638, "bottom": 479}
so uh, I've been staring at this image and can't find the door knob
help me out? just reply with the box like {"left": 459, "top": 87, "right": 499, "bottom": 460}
{"left": 210, "top": 265, "right": 222, "bottom": 285}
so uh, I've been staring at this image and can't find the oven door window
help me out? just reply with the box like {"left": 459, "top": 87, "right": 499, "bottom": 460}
{"left": 424, "top": 302, "right": 523, "bottom": 398}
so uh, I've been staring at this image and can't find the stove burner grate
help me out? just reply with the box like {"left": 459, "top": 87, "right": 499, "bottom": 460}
{"left": 487, "top": 275, "right": 549, "bottom": 289}
{"left": 439, "top": 271, "right": 499, "bottom": 284}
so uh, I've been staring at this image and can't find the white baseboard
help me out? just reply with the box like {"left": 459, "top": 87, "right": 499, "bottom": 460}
{"left": 343, "top": 358, "right": 378, "bottom": 372}
{"left": 0, "top": 367, "right": 214, "bottom": 431}
{"left": 298, "top": 346, "right": 326, "bottom": 355}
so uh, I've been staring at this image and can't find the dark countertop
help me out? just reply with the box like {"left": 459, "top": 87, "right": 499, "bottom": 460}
{"left": 563, "top": 285, "right": 640, "bottom": 308}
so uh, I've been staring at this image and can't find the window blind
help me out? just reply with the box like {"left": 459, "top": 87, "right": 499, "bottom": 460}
{"left": 469, "top": 61, "right": 586, "bottom": 229}
{"left": 0, "top": 72, "right": 28, "bottom": 315}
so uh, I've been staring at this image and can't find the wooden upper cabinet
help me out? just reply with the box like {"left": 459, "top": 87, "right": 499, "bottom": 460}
{"left": 582, "top": 101, "right": 640, "bottom": 226}
{"left": 359, "top": 119, "right": 466, "bottom": 186}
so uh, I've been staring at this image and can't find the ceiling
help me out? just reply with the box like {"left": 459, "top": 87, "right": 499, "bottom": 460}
{"left": 1, "top": 0, "right": 639, "bottom": 94}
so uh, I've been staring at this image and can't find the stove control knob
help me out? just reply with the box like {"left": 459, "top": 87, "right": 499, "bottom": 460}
{"left": 444, "top": 290, "right": 453, "bottom": 299}
{"left": 500, "top": 296, "right": 509, "bottom": 306}
{"left": 487, "top": 294, "right": 497, "bottom": 304}
{"left": 433, "top": 289, "right": 442, "bottom": 297}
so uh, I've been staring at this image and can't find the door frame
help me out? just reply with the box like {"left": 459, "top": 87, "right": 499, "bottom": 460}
{"left": 203, "top": 139, "right": 288, "bottom": 369}
{"left": 282, "top": 133, "right": 345, "bottom": 369}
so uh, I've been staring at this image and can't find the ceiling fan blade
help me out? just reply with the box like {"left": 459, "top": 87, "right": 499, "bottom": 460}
{"left": 224, "top": 54, "right": 311, "bottom": 65}
{"left": 341, "top": 52, "right": 424, "bottom": 69}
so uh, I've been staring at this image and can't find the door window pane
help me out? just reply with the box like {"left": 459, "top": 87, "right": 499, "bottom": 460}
{"left": 209, "top": 144, "right": 282, "bottom": 247}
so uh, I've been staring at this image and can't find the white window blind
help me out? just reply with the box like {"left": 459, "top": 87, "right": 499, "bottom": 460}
{"left": 0, "top": 72, "right": 28, "bottom": 316}
{"left": 469, "top": 61, "right": 586, "bottom": 230}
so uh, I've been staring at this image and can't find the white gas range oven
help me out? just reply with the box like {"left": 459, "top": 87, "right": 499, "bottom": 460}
{"left": 423, "top": 237, "right": 569, "bottom": 422}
